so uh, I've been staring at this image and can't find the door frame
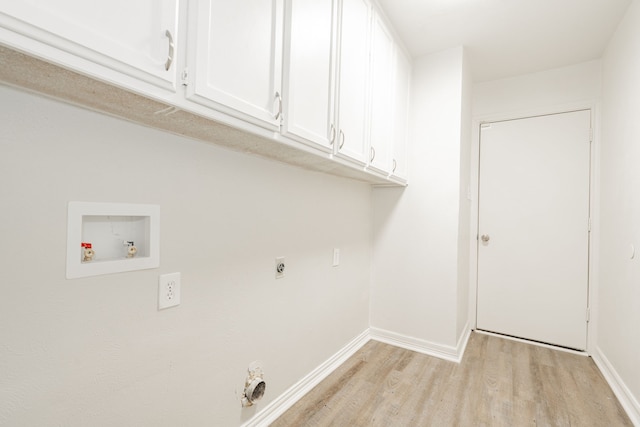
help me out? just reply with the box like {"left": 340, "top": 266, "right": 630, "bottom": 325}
{"left": 468, "top": 101, "right": 600, "bottom": 355}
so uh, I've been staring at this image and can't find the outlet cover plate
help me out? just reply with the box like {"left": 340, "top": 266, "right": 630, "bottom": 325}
{"left": 159, "top": 272, "right": 181, "bottom": 309}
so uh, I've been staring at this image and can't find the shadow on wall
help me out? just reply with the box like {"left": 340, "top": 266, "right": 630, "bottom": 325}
{"left": 372, "top": 186, "right": 407, "bottom": 233}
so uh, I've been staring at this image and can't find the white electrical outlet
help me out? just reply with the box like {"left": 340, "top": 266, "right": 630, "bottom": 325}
{"left": 275, "top": 257, "right": 285, "bottom": 279}
{"left": 333, "top": 248, "right": 340, "bottom": 267}
{"left": 159, "top": 272, "right": 181, "bottom": 309}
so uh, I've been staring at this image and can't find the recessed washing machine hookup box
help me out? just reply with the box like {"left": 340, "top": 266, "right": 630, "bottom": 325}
{"left": 66, "top": 202, "right": 160, "bottom": 279}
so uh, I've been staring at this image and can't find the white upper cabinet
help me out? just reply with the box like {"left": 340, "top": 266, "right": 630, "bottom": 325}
{"left": 186, "top": 0, "right": 284, "bottom": 131}
{"left": 0, "top": 0, "right": 179, "bottom": 92}
{"left": 0, "top": 0, "right": 411, "bottom": 184}
{"left": 281, "top": 0, "right": 338, "bottom": 151}
{"left": 391, "top": 47, "right": 411, "bottom": 182}
{"left": 335, "top": 0, "right": 372, "bottom": 166}
{"left": 368, "top": 12, "right": 395, "bottom": 175}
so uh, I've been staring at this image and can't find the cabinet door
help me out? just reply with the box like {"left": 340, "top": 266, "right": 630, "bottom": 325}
{"left": 391, "top": 48, "right": 411, "bottom": 182}
{"left": 282, "top": 0, "right": 337, "bottom": 151}
{"left": 368, "top": 13, "right": 395, "bottom": 174}
{"left": 336, "top": 0, "right": 371, "bottom": 165}
{"left": 188, "top": 0, "right": 283, "bottom": 130}
{"left": 0, "top": 0, "right": 179, "bottom": 92}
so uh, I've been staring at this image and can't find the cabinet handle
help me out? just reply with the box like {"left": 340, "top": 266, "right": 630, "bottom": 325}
{"left": 370, "top": 146, "right": 376, "bottom": 162}
{"left": 392, "top": 159, "right": 397, "bottom": 173}
{"left": 339, "top": 130, "right": 345, "bottom": 149}
{"left": 329, "top": 124, "right": 336, "bottom": 145}
{"left": 165, "top": 30, "right": 175, "bottom": 71}
{"left": 274, "top": 92, "right": 283, "bottom": 121}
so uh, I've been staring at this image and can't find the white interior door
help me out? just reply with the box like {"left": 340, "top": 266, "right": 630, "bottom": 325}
{"left": 476, "top": 110, "right": 591, "bottom": 350}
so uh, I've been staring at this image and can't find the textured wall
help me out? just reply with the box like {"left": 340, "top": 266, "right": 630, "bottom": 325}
{"left": 371, "top": 47, "right": 465, "bottom": 349}
{"left": 600, "top": 0, "right": 640, "bottom": 416}
{"left": 0, "top": 85, "right": 372, "bottom": 426}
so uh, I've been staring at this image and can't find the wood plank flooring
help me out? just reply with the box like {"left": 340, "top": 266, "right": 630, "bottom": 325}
{"left": 271, "top": 332, "right": 632, "bottom": 426}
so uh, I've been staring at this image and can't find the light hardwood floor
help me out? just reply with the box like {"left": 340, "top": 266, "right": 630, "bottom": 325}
{"left": 271, "top": 332, "right": 632, "bottom": 426}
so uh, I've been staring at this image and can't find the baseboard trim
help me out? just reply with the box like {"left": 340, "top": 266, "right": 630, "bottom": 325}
{"left": 591, "top": 346, "right": 640, "bottom": 426}
{"left": 242, "top": 329, "right": 371, "bottom": 427}
{"left": 456, "top": 324, "right": 472, "bottom": 362}
{"left": 369, "top": 326, "right": 470, "bottom": 363}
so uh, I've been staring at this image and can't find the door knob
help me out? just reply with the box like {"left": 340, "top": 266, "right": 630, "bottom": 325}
{"left": 481, "top": 234, "right": 490, "bottom": 243}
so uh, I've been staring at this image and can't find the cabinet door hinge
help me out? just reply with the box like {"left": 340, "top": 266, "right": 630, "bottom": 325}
{"left": 588, "top": 217, "right": 592, "bottom": 232}
{"left": 586, "top": 307, "right": 591, "bottom": 322}
{"left": 181, "top": 68, "right": 189, "bottom": 86}
{"left": 589, "top": 128, "right": 593, "bottom": 142}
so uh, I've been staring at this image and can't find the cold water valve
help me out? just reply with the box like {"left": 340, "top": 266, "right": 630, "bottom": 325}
{"left": 125, "top": 240, "right": 137, "bottom": 258}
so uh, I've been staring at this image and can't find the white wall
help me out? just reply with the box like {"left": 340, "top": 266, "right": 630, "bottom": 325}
{"left": 599, "top": 0, "right": 640, "bottom": 420}
{"left": 370, "top": 47, "right": 469, "bottom": 352}
{"left": 0, "top": 85, "right": 373, "bottom": 426}
{"left": 473, "top": 60, "right": 602, "bottom": 117}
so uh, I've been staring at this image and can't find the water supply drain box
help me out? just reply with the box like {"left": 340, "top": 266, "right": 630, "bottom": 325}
{"left": 66, "top": 202, "right": 160, "bottom": 278}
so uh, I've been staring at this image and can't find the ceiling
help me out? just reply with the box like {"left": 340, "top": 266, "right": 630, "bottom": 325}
{"left": 376, "top": 0, "right": 632, "bottom": 82}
